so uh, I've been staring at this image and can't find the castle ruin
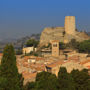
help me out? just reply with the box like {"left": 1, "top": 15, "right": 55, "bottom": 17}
{"left": 40, "top": 16, "right": 90, "bottom": 46}
{"left": 65, "top": 16, "right": 76, "bottom": 35}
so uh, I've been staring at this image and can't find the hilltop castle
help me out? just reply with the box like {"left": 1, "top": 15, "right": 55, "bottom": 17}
{"left": 40, "top": 16, "right": 90, "bottom": 46}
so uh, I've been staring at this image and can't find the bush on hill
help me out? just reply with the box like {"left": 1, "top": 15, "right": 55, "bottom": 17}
{"left": 78, "top": 40, "right": 90, "bottom": 53}
{"left": 26, "top": 39, "right": 39, "bottom": 47}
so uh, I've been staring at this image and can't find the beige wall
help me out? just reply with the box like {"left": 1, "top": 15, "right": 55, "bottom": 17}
{"left": 51, "top": 41, "right": 59, "bottom": 57}
{"left": 51, "top": 65, "right": 60, "bottom": 76}
{"left": 45, "top": 65, "right": 61, "bottom": 76}
{"left": 65, "top": 16, "right": 76, "bottom": 35}
{"left": 23, "top": 47, "right": 34, "bottom": 54}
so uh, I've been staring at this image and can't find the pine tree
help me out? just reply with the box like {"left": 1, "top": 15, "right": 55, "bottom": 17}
{"left": 0, "top": 45, "right": 23, "bottom": 90}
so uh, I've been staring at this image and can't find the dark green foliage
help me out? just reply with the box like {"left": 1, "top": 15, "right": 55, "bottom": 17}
{"left": 23, "top": 82, "right": 36, "bottom": 90}
{"left": 41, "top": 43, "right": 52, "bottom": 49}
{"left": 30, "top": 51, "right": 39, "bottom": 56}
{"left": 63, "top": 31, "right": 66, "bottom": 36}
{"left": 16, "top": 49, "right": 23, "bottom": 55}
{"left": 24, "top": 67, "right": 90, "bottom": 90}
{"left": 71, "top": 69, "right": 90, "bottom": 90}
{"left": 35, "top": 71, "right": 58, "bottom": 90}
{"left": 78, "top": 40, "right": 90, "bottom": 53}
{"left": 25, "top": 71, "right": 58, "bottom": 90}
{"left": 25, "top": 51, "right": 39, "bottom": 56}
{"left": 67, "top": 39, "right": 80, "bottom": 49}
{"left": 0, "top": 77, "right": 8, "bottom": 90}
{"left": 58, "top": 67, "right": 75, "bottom": 90}
{"left": 67, "top": 39, "right": 90, "bottom": 53}
{"left": 26, "top": 39, "right": 39, "bottom": 47}
{"left": 59, "top": 42, "right": 66, "bottom": 50}
{"left": 0, "top": 45, "right": 23, "bottom": 90}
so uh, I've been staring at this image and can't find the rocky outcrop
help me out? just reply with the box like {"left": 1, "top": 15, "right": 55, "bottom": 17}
{"left": 64, "top": 31, "right": 90, "bottom": 43}
{"left": 40, "top": 27, "right": 90, "bottom": 46}
{"left": 39, "top": 16, "right": 90, "bottom": 46}
{"left": 40, "top": 27, "right": 65, "bottom": 46}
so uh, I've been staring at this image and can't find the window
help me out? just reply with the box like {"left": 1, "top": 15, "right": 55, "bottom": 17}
{"left": 53, "top": 44, "right": 57, "bottom": 47}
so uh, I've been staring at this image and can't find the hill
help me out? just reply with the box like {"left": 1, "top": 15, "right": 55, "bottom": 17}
{"left": 0, "top": 34, "right": 40, "bottom": 52}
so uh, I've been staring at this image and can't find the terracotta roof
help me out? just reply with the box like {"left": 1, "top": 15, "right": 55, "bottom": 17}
{"left": 22, "top": 71, "right": 37, "bottom": 79}
{"left": 24, "top": 56, "right": 36, "bottom": 60}
{"left": 0, "top": 53, "right": 3, "bottom": 56}
{"left": 68, "top": 56, "right": 79, "bottom": 62}
{"left": 87, "top": 66, "right": 90, "bottom": 69}
{"left": 36, "top": 57, "right": 45, "bottom": 61}
{"left": 80, "top": 60, "right": 90, "bottom": 65}
{"left": 46, "top": 60, "right": 64, "bottom": 68}
{"left": 30, "top": 63, "right": 45, "bottom": 71}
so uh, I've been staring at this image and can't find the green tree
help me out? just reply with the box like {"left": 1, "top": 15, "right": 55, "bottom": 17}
{"left": 71, "top": 69, "right": 90, "bottom": 90}
{"left": 35, "top": 71, "right": 58, "bottom": 90}
{"left": 26, "top": 39, "right": 39, "bottom": 47}
{"left": 67, "top": 39, "right": 79, "bottom": 49}
{"left": 59, "top": 42, "right": 66, "bottom": 50}
{"left": 0, "top": 45, "right": 23, "bottom": 90}
{"left": 78, "top": 40, "right": 90, "bottom": 53}
{"left": 41, "top": 43, "right": 52, "bottom": 49}
{"left": 58, "top": 67, "right": 75, "bottom": 90}
{"left": 23, "top": 82, "right": 36, "bottom": 90}
{"left": 0, "top": 77, "right": 8, "bottom": 90}
{"left": 16, "top": 49, "right": 23, "bottom": 55}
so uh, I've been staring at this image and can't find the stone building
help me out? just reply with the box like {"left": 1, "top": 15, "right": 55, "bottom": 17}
{"left": 23, "top": 47, "right": 37, "bottom": 54}
{"left": 45, "top": 60, "right": 64, "bottom": 76}
{"left": 51, "top": 40, "right": 59, "bottom": 57}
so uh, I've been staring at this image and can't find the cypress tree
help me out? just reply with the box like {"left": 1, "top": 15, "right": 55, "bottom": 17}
{"left": 36, "top": 71, "right": 58, "bottom": 90}
{"left": 58, "top": 67, "right": 75, "bottom": 90}
{"left": 0, "top": 45, "right": 23, "bottom": 90}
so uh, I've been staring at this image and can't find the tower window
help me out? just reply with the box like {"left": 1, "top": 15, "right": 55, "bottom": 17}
{"left": 53, "top": 44, "right": 57, "bottom": 47}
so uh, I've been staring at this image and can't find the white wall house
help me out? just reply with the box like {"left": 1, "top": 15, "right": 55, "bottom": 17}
{"left": 23, "top": 47, "right": 37, "bottom": 54}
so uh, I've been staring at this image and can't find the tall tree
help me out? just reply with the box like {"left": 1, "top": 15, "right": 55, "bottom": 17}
{"left": 36, "top": 71, "right": 58, "bottom": 90}
{"left": 0, "top": 45, "right": 23, "bottom": 90}
{"left": 58, "top": 67, "right": 75, "bottom": 90}
{"left": 78, "top": 40, "right": 90, "bottom": 53}
{"left": 71, "top": 69, "right": 90, "bottom": 90}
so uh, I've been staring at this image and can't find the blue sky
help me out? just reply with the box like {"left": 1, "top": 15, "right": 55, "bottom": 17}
{"left": 0, "top": 0, "right": 90, "bottom": 39}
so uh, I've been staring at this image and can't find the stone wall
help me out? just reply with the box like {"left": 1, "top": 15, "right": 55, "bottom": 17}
{"left": 40, "top": 27, "right": 64, "bottom": 46}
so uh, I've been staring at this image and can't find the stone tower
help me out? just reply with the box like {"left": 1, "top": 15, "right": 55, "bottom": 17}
{"left": 65, "top": 16, "right": 76, "bottom": 35}
{"left": 51, "top": 40, "right": 59, "bottom": 57}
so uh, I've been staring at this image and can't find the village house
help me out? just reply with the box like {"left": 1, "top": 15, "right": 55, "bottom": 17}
{"left": 45, "top": 60, "right": 64, "bottom": 76}
{"left": 23, "top": 46, "right": 37, "bottom": 54}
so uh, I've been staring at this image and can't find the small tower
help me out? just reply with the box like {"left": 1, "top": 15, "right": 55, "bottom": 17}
{"left": 65, "top": 16, "right": 76, "bottom": 35}
{"left": 51, "top": 40, "right": 59, "bottom": 57}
